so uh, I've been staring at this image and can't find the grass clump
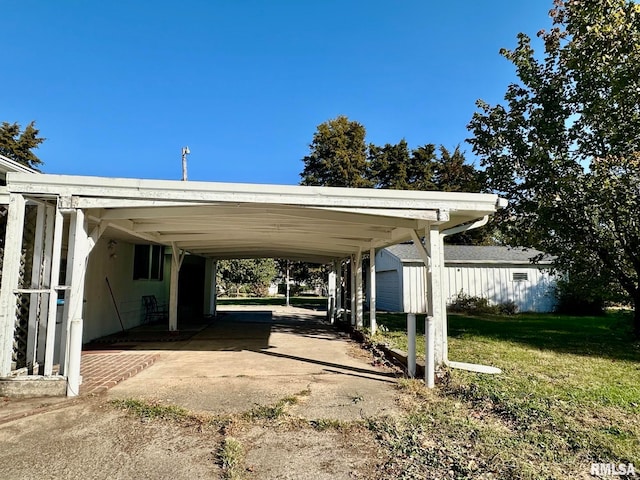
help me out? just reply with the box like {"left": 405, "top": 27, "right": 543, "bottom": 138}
{"left": 243, "top": 395, "right": 299, "bottom": 421}
{"left": 110, "top": 398, "right": 192, "bottom": 422}
{"left": 218, "top": 437, "right": 245, "bottom": 480}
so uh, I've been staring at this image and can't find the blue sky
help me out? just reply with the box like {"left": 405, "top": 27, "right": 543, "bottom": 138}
{"left": 4, "top": 1, "right": 553, "bottom": 184}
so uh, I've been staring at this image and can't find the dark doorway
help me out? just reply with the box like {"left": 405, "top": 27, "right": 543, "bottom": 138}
{"left": 178, "top": 256, "right": 205, "bottom": 321}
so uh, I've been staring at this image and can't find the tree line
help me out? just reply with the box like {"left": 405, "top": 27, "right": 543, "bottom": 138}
{"left": 300, "top": 115, "right": 481, "bottom": 193}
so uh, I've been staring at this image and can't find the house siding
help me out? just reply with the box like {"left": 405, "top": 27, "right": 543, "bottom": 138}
{"left": 83, "top": 238, "right": 171, "bottom": 342}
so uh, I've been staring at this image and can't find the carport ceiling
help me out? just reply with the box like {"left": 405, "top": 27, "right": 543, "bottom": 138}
{"left": 6, "top": 174, "right": 505, "bottom": 263}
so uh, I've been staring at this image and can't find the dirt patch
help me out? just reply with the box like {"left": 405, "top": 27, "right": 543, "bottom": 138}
{"left": 239, "top": 423, "right": 385, "bottom": 479}
{"left": 0, "top": 398, "right": 222, "bottom": 480}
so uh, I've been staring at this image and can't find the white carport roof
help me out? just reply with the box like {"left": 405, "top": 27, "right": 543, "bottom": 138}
{"left": 5, "top": 173, "right": 506, "bottom": 262}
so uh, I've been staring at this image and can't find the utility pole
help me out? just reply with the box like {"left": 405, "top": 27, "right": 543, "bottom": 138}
{"left": 181, "top": 146, "right": 190, "bottom": 181}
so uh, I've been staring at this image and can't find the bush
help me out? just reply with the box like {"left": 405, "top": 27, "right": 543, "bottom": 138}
{"left": 448, "top": 291, "right": 518, "bottom": 316}
{"left": 498, "top": 300, "right": 518, "bottom": 315}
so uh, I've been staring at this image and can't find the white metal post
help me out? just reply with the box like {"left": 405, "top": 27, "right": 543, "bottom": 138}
{"left": 211, "top": 259, "right": 217, "bottom": 317}
{"left": 0, "top": 194, "right": 26, "bottom": 376}
{"left": 327, "top": 267, "right": 336, "bottom": 324}
{"left": 26, "top": 203, "right": 46, "bottom": 368}
{"left": 407, "top": 313, "right": 416, "bottom": 378}
{"left": 285, "top": 261, "right": 290, "bottom": 307}
{"left": 62, "top": 209, "right": 89, "bottom": 396}
{"left": 350, "top": 254, "right": 356, "bottom": 326}
{"left": 43, "top": 206, "right": 64, "bottom": 376}
{"left": 425, "top": 316, "right": 436, "bottom": 388}
{"left": 66, "top": 317, "right": 83, "bottom": 396}
{"left": 36, "top": 205, "right": 55, "bottom": 367}
{"left": 426, "top": 225, "right": 446, "bottom": 365}
{"left": 342, "top": 260, "right": 348, "bottom": 323}
{"left": 369, "top": 247, "right": 377, "bottom": 335}
{"left": 169, "top": 242, "right": 185, "bottom": 331}
{"left": 438, "top": 233, "right": 448, "bottom": 364}
{"left": 59, "top": 211, "right": 78, "bottom": 375}
{"left": 335, "top": 260, "right": 342, "bottom": 323}
{"left": 204, "top": 257, "right": 217, "bottom": 316}
{"left": 355, "top": 249, "right": 363, "bottom": 328}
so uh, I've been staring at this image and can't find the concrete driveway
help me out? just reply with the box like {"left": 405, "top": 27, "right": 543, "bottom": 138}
{"left": 108, "top": 305, "right": 401, "bottom": 421}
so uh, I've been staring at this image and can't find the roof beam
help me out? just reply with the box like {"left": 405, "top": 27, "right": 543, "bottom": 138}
{"left": 7, "top": 173, "right": 502, "bottom": 212}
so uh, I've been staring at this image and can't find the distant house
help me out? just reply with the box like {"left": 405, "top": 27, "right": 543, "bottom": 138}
{"left": 374, "top": 243, "right": 557, "bottom": 313}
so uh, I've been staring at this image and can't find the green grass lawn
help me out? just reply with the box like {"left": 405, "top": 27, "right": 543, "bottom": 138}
{"left": 217, "top": 296, "right": 328, "bottom": 310}
{"left": 368, "top": 311, "right": 640, "bottom": 478}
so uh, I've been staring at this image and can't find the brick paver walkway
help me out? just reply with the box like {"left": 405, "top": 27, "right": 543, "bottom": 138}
{"left": 79, "top": 351, "right": 160, "bottom": 395}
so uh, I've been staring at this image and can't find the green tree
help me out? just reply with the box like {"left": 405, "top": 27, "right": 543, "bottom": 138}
{"left": 433, "top": 146, "right": 481, "bottom": 193}
{"left": 217, "top": 258, "right": 277, "bottom": 297}
{"left": 276, "top": 259, "right": 327, "bottom": 294}
{"left": 467, "top": 0, "right": 640, "bottom": 334}
{"left": 300, "top": 115, "right": 372, "bottom": 188}
{"left": 369, "top": 140, "right": 437, "bottom": 191}
{"left": 0, "top": 121, "right": 45, "bottom": 170}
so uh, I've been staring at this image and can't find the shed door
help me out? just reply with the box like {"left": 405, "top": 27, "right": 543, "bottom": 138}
{"left": 377, "top": 270, "right": 401, "bottom": 312}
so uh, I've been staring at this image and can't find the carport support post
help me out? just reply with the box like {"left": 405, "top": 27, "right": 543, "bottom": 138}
{"left": 334, "top": 260, "right": 342, "bottom": 323}
{"left": 411, "top": 225, "right": 446, "bottom": 387}
{"left": 350, "top": 254, "right": 356, "bottom": 326}
{"left": 327, "top": 266, "right": 336, "bottom": 324}
{"left": 426, "top": 226, "right": 446, "bottom": 366}
{"left": 169, "top": 242, "right": 185, "bottom": 331}
{"left": 425, "top": 316, "right": 435, "bottom": 388}
{"left": 342, "top": 260, "right": 348, "bottom": 323}
{"left": 63, "top": 209, "right": 89, "bottom": 397}
{"left": 369, "top": 247, "right": 377, "bottom": 335}
{"left": 407, "top": 313, "right": 416, "bottom": 378}
{"left": 355, "top": 249, "right": 363, "bottom": 328}
{"left": 205, "top": 258, "right": 217, "bottom": 317}
{"left": 43, "top": 206, "right": 64, "bottom": 376}
{"left": 285, "top": 260, "right": 290, "bottom": 307}
{"left": 0, "top": 194, "right": 26, "bottom": 376}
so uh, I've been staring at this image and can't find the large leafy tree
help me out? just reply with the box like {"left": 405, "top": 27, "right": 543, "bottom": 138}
{"left": 275, "top": 259, "right": 327, "bottom": 293}
{"left": 467, "top": 0, "right": 640, "bottom": 334}
{"left": 433, "top": 146, "right": 481, "bottom": 193}
{"left": 300, "top": 115, "right": 372, "bottom": 188}
{"left": 217, "top": 258, "right": 277, "bottom": 297}
{"left": 0, "top": 121, "right": 45, "bottom": 170}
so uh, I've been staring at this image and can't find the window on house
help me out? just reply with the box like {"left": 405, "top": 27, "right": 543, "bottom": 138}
{"left": 133, "top": 244, "right": 164, "bottom": 280}
{"left": 512, "top": 272, "right": 528, "bottom": 282}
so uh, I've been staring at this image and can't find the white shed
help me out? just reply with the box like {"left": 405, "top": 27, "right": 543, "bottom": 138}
{"left": 375, "top": 243, "right": 557, "bottom": 313}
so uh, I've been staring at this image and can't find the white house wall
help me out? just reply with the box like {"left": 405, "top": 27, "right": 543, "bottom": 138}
{"left": 445, "top": 264, "right": 556, "bottom": 313}
{"left": 83, "top": 238, "right": 170, "bottom": 342}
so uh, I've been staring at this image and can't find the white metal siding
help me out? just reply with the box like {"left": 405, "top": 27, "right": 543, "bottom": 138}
{"left": 376, "top": 270, "right": 402, "bottom": 311}
{"left": 402, "top": 263, "right": 427, "bottom": 313}
{"left": 444, "top": 264, "right": 556, "bottom": 312}
{"left": 375, "top": 248, "right": 557, "bottom": 314}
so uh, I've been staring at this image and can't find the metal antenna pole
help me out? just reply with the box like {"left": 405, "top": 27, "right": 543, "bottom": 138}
{"left": 181, "top": 146, "right": 190, "bottom": 181}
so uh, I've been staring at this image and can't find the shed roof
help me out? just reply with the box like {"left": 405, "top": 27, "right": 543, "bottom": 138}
{"left": 386, "top": 243, "right": 552, "bottom": 265}
{"left": 6, "top": 173, "right": 506, "bottom": 263}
